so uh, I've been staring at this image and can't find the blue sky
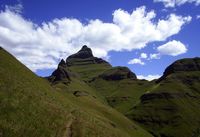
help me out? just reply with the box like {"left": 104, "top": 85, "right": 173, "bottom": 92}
{"left": 0, "top": 0, "right": 200, "bottom": 80}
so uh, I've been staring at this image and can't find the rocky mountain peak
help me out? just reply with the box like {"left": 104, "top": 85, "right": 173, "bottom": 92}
{"left": 81, "top": 45, "right": 90, "bottom": 50}
{"left": 58, "top": 59, "right": 66, "bottom": 66}
{"left": 48, "top": 45, "right": 112, "bottom": 82}
{"left": 66, "top": 45, "right": 111, "bottom": 68}
{"left": 67, "top": 45, "right": 93, "bottom": 59}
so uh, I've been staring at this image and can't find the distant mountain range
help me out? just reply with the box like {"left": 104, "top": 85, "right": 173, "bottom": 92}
{"left": 0, "top": 45, "right": 200, "bottom": 137}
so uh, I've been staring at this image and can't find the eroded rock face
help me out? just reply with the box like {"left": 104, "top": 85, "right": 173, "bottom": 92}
{"left": 98, "top": 67, "right": 137, "bottom": 81}
{"left": 48, "top": 59, "right": 76, "bottom": 82}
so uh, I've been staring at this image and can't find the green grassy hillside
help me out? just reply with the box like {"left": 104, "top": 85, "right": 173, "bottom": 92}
{"left": 67, "top": 60, "right": 111, "bottom": 81}
{"left": 48, "top": 46, "right": 200, "bottom": 137}
{"left": 127, "top": 63, "right": 200, "bottom": 137}
{"left": 0, "top": 47, "right": 153, "bottom": 137}
{"left": 89, "top": 77, "right": 154, "bottom": 114}
{"left": 2, "top": 45, "right": 200, "bottom": 137}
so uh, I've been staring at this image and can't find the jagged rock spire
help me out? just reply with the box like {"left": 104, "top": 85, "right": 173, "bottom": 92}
{"left": 58, "top": 59, "right": 66, "bottom": 66}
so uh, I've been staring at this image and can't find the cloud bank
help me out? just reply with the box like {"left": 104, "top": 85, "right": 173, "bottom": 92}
{"left": 154, "top": 0, "right": 200, "bottom": 7}
{"left": 0, "top": 6, "right": 191, "bottom": 71}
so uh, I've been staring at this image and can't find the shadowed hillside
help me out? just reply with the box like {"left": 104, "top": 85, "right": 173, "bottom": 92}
{"left": 127, "top": 58, "right": 200, "bottom": 137}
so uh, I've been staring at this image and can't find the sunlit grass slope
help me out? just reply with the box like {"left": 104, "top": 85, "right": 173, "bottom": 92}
{"left": 0, "top": 47, "right": 153, "bottom": 137}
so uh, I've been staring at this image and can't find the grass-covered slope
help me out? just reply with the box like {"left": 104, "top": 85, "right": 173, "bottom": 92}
{"left": 67, "top": 60, "right": 111, "bottom": 81}
{"left": 54, "top": 46, "right": 155, "bottom": 115}
{"left": 126, "top": 58, "right": 200, "bottom": 137}
{"left": 0, "top": 47, "right": 153, "bottom": 137}
{"left": 89, "top": 73, "right": 154, "bottom": 114}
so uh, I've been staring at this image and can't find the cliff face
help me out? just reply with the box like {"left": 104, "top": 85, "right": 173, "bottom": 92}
{"left": 48, "top": 59, "right": 78, "bottom": 83}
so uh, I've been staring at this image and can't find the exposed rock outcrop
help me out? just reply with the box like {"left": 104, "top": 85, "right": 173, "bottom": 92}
{"left": 66, "top": 45, "right": 111, "bottom": 67}
{"left": 48, "top": 59, "right": 77, "bottom": 83}
{"left": 73, "top": 90, "right": 89, "bottom": 97}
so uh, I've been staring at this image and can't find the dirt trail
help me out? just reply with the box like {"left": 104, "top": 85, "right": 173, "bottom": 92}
{"left": 63, "top": 113, "right": 74, "bottom": 137}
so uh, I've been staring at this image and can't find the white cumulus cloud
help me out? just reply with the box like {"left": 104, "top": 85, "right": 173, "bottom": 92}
{"left": 154, "top": 0, "right": 200, "bottom": 7}
{"left": 157, "top": 40, "right": 187, "bottom": 56}
{"left": 140, "top": 53, "right": 148, "bottom": 59}
{"left": 197, "top": 15, "right": 200, "bottom": 19}
{"left": 149, "top": 53, "right": 161, "bottom": 59}
{"left": 0, "top": 6, "right": 191, "bottom": 71}
{"left": 137, "top": 74, "right": 161, "bottom": 81}
{"left": 128, "top": 58, "right": 145, "bottom": 65}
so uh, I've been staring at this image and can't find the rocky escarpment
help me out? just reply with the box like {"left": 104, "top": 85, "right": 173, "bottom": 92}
{"left": 48, "top": 59, "right": 77, "bottom": 83}
{"left": 158, "top": 57, "right": 200, "bottom": 82}
{"left": 97, "top": 67, "right": 137, "bottom": 81}
{"left": 140, "top": 91, "right": 200, "bottom": 104}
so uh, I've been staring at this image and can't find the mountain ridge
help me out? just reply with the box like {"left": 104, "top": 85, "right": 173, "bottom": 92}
{"left": 47, "top": 45, "right": 200, "bottom": 137}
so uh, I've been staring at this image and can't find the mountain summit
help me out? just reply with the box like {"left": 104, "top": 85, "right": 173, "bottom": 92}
{"left": 67, "top": 45, "right": 94, "bottom": 59}
{"left": 49, "top": 45, "right": 112, "bottom": 81}
{"left": 49, "top": 45, "right": 137, "bottom": 82}
{"left": 66, "top": 45, "right": 111, "bottom": 67}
